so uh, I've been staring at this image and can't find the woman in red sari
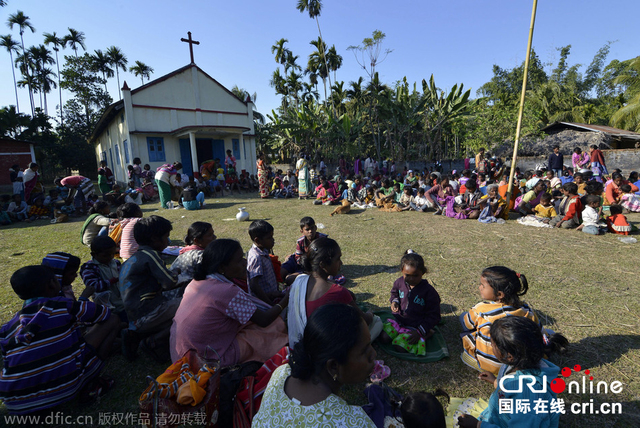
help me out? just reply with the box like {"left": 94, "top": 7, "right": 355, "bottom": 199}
{"left": 257, "top": 152, "right": 269, "bottom": 198}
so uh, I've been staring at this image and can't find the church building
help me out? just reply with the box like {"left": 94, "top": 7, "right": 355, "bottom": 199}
{"left": 89, "top": 59, "right": 258, "bottom": 184}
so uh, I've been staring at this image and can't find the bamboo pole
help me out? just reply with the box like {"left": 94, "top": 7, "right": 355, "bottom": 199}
{"left": 505, "top": 0, "right": 539, "bottom": 212}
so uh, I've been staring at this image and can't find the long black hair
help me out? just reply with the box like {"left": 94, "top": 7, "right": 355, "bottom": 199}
{"left": 490, "top": 316, "right": 568, "bottom": 370}
{"left": 290, "top": 303, "right": 363, "bottom": 381}
{"left": 193, "top": 239, "right": 242, "bottom": 281}
{"left": 185, "top": 221, "right": 213, "bottom": 245}
{"left": 481, "top": 266, "right": 528, "bottom": 307}
{"left": 301, "top": 237, "right": 340, "bottom": 279}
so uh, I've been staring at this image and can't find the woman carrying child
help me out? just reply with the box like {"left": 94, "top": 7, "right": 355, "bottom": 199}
{"left": 605, "top": 172, "right": 639, "bottom": 205}
{"left": 379, "top": 251, "right": 440, "bottom": 356}
{"left": 461, "top": 266, "right": 541, "bottom": 375}
{"left": 458, "top": 317, "right": 567, "bottom": 428}
{"left": 170, "top": 239, "right": 288, "bottom": 366}
{"left": 426, "top": 175, "right": 456, "bottom": 215}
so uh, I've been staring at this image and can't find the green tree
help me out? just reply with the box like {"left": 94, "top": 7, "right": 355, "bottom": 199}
{"left": 0, "top": 105, "right": 30, "bottom": 138}
{"left": 60, "top": 53, "right": 112, "bottom": 137}
{"left": 7, "top": 11, "right": 36, "bottom": 114}
{"left": 107, "top": 46, "right": 127, "bottom": 99}
{"left": 129, "top": 60, "right": 153, "bottom": 85}
{"left": 610, "top": 56, "right": 640, "bottom": 132}
{"left": 0, "top": 34, "right": 20, "bottom": 111}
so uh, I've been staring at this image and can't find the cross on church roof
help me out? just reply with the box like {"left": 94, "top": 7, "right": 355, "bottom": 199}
{"left": 181, "top": 31, "right": 200, "bottom": 64}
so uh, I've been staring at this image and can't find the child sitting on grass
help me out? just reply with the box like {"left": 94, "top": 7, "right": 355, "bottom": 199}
{"left": 24, "top": 197, "right": 50, "bottom": 222}
{"left": 577, "top": 195, "right": 607, "bottom": 235}
{"left": 379, "top": 251, "right": 441, "bottom": 355}
{"left": 42, "top": 252, "right": 81, "bottom": 300}
{"left": 119, "top": 215, "right": 181, "bottom": 362}
{"left": 247, "top": 220, "right": 283, "bottom": 305}
{"left": 0, "top": 265, "right": 121, "bottom": 414}
{"left": 281, "top": 216, "right": 328, "bottom": 284}
{"left": 549, "top": 182, "right": 582, "bottom": 229}
{"left": 607, "top": 204, "right": 633, "bottom": 235}
{"left": 458, "top": 317, "right": 567, "bottom": 428}
{"left": 532, "top": 192, "right": 557, "bottom": 223}
{"left": 6, "top": 194, "right": 27, "bottom": 221}
{"left": 80, "top": 236, "right": 126, "bottom": 321}
{"left": 461, "top": 266, "right": 541, "bottom": 375}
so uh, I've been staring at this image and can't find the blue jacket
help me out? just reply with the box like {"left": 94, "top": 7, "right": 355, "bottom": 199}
{"left": 480, "top": 360, "right": 560, "bottom": 428}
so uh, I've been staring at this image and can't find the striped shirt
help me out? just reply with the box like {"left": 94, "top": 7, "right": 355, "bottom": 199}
{"left": 461, "top": 301, "right": 540, "bottom": 375}
{"left": 0, "top": 297, "right": 109, "bottom": 414}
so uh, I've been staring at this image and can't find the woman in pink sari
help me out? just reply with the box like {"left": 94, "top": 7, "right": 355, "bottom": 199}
{"left": 170, "top": 239, "right": 288, "bottom": 366}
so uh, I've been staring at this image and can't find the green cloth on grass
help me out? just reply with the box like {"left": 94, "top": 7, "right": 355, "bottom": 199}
{"left": 374, "top": 309, "right": 449, "bottom": 362}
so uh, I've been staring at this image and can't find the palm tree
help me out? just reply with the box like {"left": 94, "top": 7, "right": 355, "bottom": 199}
{"left": 107, "top": 46, "right": 128, "bottom": 99}
{"left": 296, "top": 0, "right": 333, "bottom": 105}
{"left": 43, "top": 31, "right": 66, "bottom": 121}
{"left": 7, "top": 11, "right": 36, "bottom": 114}
{"left": 0, "top": 34, "right": 20, "bottom": 111}
{"left": 271, "top": 38, "right": 290, "bottom": 70}
{"left": 129, "top": 60, "right": 153, "bottom": 85}
{"left": 30, "top": 45, "right": 55, "bottom": 112}
{"left": 37, "top": 67, "right": 57, "bottom": 116}
{"left": 307, "top": 38, "right": 329, "bottom": 101}
{"left": 92, "top": 49, "right": 114, "bottom": 93}
{"left": 326, "top": 45, "right": 342, "bottom": 83}
{"left": 64, "top": 28, "right": 86, "bottom": 57}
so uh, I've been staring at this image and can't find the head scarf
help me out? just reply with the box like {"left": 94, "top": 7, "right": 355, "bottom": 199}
{"left": 526, "top": 177, "right": 541, "bottom": 191}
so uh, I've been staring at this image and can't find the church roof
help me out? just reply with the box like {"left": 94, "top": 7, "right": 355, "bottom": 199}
{"left": 130, "top": 63, "right": 247, "bottom": 105}
{"left": 89, "top": 64, "right": 250, "bottom": 143}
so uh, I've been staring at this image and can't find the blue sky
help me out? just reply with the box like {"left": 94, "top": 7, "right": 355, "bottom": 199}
{"left": 1, "top": 0, "right": 638, "bottom": 120}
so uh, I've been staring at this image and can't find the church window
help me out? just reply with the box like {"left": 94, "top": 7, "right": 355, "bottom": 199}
{"left": 147, "top": 137, "right": 166, "bottom": 162}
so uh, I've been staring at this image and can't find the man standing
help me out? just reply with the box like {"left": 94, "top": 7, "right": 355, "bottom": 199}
{"left": 548, "top": 145, "right": 564, "bottom": 178}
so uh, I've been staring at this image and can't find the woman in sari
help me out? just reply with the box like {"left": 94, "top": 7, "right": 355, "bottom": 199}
{"left": 170, "top": 239, "right": 288, "bottom": 366}
{"left": 257, "top": 152, "right": 269, "bottom": 198}
{"left": 296, "top": 154, "right": 311, "bottom": 199}
{"left": 572, "top": 147, "right": 590, "bottom": 170}
{"left": 515, "top": 178, "right": 546, "bottom": 215}
{"left": 23, "top": 163, "right": 41, "bottom": 203}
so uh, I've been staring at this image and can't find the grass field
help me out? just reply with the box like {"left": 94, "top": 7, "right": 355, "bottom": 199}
{"left": 1, "top": 193, "right": 639, "bottom": 427}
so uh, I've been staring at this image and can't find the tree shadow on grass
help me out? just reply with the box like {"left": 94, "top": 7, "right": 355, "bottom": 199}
{"left": 342, "top": 264, "right": 397, "bottom": 280}
{"left": 561, "top": 334, "right": 640, "bottom": 368}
